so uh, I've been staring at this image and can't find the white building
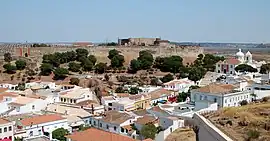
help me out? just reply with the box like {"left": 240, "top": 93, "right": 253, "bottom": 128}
{"left": 14, "top": 114, "right": 71, "bottom": 140}
{"left": 0, "top": 118, "right": 14, "bottom": 141}
{"left": 163, "top": 78, "right": 195, "bottom": 93}
{"left": 191, "top": 83, "right": 251, "bottom": 108}
{"left": 216, "top": 49, "right": 265, "bottom": 75}
{"left": 0, "top": 83, "right": 18, "bottom": 91}
{"left": 59, "top": 87, "right": 95, "bottom": 105}
{"left": 89, "top": 111, "right": 136, "bottom": 137}
{"left": 148, "top": 88, "right": 175, "bottom": 105}
{"left": 25, "top": 81, "right": 56, "bottom": 90}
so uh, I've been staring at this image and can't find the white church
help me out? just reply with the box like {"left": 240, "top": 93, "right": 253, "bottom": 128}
{"left": 215, "top": 49, "right": 265, "bottom": 75}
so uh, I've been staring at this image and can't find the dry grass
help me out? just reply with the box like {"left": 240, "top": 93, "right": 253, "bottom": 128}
{"left": 205, "top": 102, "right": 270, "bottom": 141}
{"left": 165, "top": 127, "right": 196, "bottom": 141}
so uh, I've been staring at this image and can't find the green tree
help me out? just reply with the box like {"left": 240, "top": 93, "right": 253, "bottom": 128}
{"left": 235, "top": 64, "right": 257, "bottom": 73}
{"left": 52, "top": 128, "right": 69, "bottom": 141}
{"left": 68, "top": 62, "right": 81, "bottom": 72}
{"left": 40, "top": 63, "right": 53, "bottom": 76}
{"left": 150, "top": 78, "right": 161, "bottom": 86}
{"left": 69, "top": 78, "right": 80, "bottom": 85}
{"left": 137, "top": 50, "right": 154, "bottom": 70}
{"left": 76, "top": 48, "right": 89, "bottom": 61}
{"left": 82, "top": 59, "right": 93, "bottom": 71}
{"left": 115, "top": 86, "right": 125, "bottom": 93}
{"left": 3, "top": 63, "right": 17, "bottom": 74}
{"left": 43, "top": 54, "right": 60, "bottom": 67}
{"left": 15, "top": 60, "right": 27, "bottom": 70}
{"left": 111, "top": 55, "right": 125, "bottom": 68}
{"left": 188, "top": 66, "right": 206, "bottom": 82}
{"left": 129, "top": 87, "right": 142, "bottom": 95}
{"left": 260, "top": 63, "right": 270, "bottom": 74}
{"left": 53, "top": 68, "right": 69, "bottom": 80}
{"left": 66, "top": 51, "right": 77, "bottom": 61}
{"left": 4, "top": 53, "right": 12, "bottom": 62}
{"left": 177, "top": 92, "right": 190, "bottom": 102}
{"left": 108, "top": 49, "right": 120, "bottom": 60}
{"left": 161, "top": 74, "right": 174, "bottom": 83}
{"left": 141, "top": 124, "right": 158, "bottom": 140}
{"left": 95, "top": 62, "right": 107, "bottom": 74}
{"left": 88, "top": 55, "right": 97, "bottom": 65}
{"left": 163, "top": 56, "right": 183, "bottom": 73}
{"left": 104, "top": 74, "right": 110, "bottom": 81}
{"left": 129, "top": 59, "right": 141, "bottom": 73}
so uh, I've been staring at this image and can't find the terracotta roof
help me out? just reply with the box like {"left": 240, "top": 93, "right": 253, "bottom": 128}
{"left": 100, "top": 111, "right": 132, "bottom": 125}
{"left": 129, "top": 94, "right": 150, "bottom": 101}
{"left": 116, "top": 93, "right": 130, "bottom": 98}
{"left": 0, "top": 92, "right": 19, "bottom": 101}
{"left": 0, "top": 118, "right": 10, "bottom": 124}
{"left": 148, "top": 89, "right": 172, "bottom": 100}
{"left": 20, "top": 114, "right": 65, "bottom": 126}
{"left": 220, "top": 58, "right": 241, "bottom": 65}
{"left": 195, "top": 83, "right": 236, "bottom": 95}
{"left": 133, "top": 109, "right": 149, "bottom": 116}
{"left": 143, "top": 139, "right": 154, "bottom": 141}
{"left": 8, "top": 96, "right": 37, "bottom": 106}
{"left": 135, "top": 115, "right": 157, "bottom": 125}
{"left": 76, "top": 100, "right": 99, "bottom": 108}
{"left": 0, "top": 88, "right": 8, "bottom": 93}
{"left": 66, "top": 128, "right": 136, "bottom": 141}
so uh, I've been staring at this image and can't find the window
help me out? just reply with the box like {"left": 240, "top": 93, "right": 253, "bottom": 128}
{"left": 74, "top": 100, "right": 76, "bottom": 103}
{"left": 114, "top": 126, "right": 117, "bottom": 131}
{"left": 8, "top": 126, "right": 12, "bottom": 131}
{"left": 108, "top": 103, "right": 112, "bottom": 106}
{"left": 16, "top": 107, "right": 20, "bottom": 112}
{"left": 64, "top": 98, "right": 66, "bottom": 102}
{"left": 30, "top": 131, "right": 33, "bottom": 136}
{"left": 32, "top": 105, "right": 35, "bottom": 110}
{"left": 121, "top": 127, "right": 124, "bottom": 133}
{"left": 99, "top": 123, "right": 102, "bottom": 127}
{"left": 0, "top": 128, "right": 2, "bottom": 133}
{"left": 61, "top": 98, "right": 63, "bottom": 102}
{"left": 106, "top": 125, "right": 109, "bottom": 129}
{"left": 214, "top": 98, "right": 217, "bottom": 102}
{"left": 4, "top": 127, "right": 7, "bottom": 132}
{"left": 9, "top": 136, "right": 12, "bottom": 140}
{"left": 94, "top": 121, "right": 96, "bottom": 126}
{"left": 225, "top": 99, "right": 227, "bottom": 103}
{"left": 218, "top": 64, "right": 220, "bottom": 67}
{"left": 230, "top": 65, "right": 233, "bottom": 68}
{"left": 89, "top": 120, "right": 92, "bottom": 125}
{"left": 38, "top": 129, "right": 42, "bottom": 135}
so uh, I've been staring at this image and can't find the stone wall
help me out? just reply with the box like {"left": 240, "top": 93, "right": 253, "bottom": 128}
{"left": 193, "top": 113, "right": 233, "bottom": 141}
{"left": 9, "top": 46, "right": 203, "bottom": 65}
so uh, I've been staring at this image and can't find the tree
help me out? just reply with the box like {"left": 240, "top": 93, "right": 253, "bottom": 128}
{"left": 188, "top": 66, "right": 206, "bottom": 82}
{"left": 76, "top": 48, "right": 89, "bottom": 61}
{"left": 68, "top": 62, "right": 81, "bottom": 72}
{"left": 162, "top": 56, "right": 183, "bottom": 73}
{"left": 115, "top": 86, "right": 125, "bottom": 93}
{"left": 69, "top": 78, "right": 80, "bottom": 85}
{"left": 53, "top": 68, "right": 69, "bottom": 80}
{"left": 150, "top": 78, "right": 161, "bottom": 86}
{"left": 177, "top": 92, "right": 190, "bottom": 102}
{"left": 88, "top": 55, "right": 97, "bottom": 65}
{"left": 153, "top": 56, "right": 165, "bottom": 69}
{"left": 82, "top": 59, "right": 93, "bottom": 71}
{"left": 15, "top": 83, "right": 25, "bottom": 91}
{"left": 260, "top": 63, "right": 270, "bottom": 74}
{"left": 15, "top": 60, "right": 27, "bottom": 70}
{"left": 239, "top": 100, "right": 248, "bottom": 106}
{"left": 66, "top": 51, "right": 77, "bottom": 61}
{"left": 141, "top": 124, "right": 158, "bottom": 139}
{"left": 108, "top": 49, "right": 120, "bottom": 60}
{"left": 40, "top": 63, "right": 53, "bottom": 76}
{"left": 235, "top": 64, "right": 257, "bottom": 73}
{"left": 161, "top": 74, "right": 174, "bottom": 83}
{"left": 52, "top": 128, "right": 69, "bottom": 141}
{"left": 111, "top": 55, "right": 125, "bottom": 68}
{"left": 3, "top": 63, "right": 17, "bottom": 74}
{"left": 129, "top": 59, "right": 141, "bottom": 73}
{"left": 129, "top": 87, "right": 142, "bottom": 95}
{"left": 95, "top": 63, "right": 107, "bottom": 74}
{"left": 4, "top": 53, "right": 12, "bottom": 62}
{"left": 137, "top": 50, "right": 154, "bottom": 70}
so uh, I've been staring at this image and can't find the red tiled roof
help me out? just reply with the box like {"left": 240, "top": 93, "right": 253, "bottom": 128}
{"left": 0, "top": 118, "right": 10, "bottom": 124}
{"left": 66, "top": 128, "right": 136, "bottom": 141}
{"left": 20, "top": 114, "right": 65, "bottom": 126}
{"left": 221, "top": 58, "right": 241, "bottom": 65}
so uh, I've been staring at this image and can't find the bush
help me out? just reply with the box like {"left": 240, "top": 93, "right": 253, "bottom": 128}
{"left": 262, "top": 97, "right": 270, "bottom": 102}
{"left": 247, "top": 129, "right": 260, "bottom": 140}
{"left": 3, "top": 63, "right": 17, "bottom": 74}
{"left": 239, "top": 100, "right": 248, "bottom": 106}
{"left": 68, "top": 62, "right": 81, "bottom": 72}
{"left": 15, "top": 60, "right": 27, "bottom": 70}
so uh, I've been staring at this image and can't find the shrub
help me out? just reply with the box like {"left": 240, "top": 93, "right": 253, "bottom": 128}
{"left": 239, "top": 100, "right": 248, "bottom": 106}
{"left": 247, "top": 129, "right": 260, "bottom": 140}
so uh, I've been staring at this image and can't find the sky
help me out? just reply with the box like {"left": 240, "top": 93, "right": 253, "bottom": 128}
{"left": 0, "top": 0, "right": 270, "bottom": 43}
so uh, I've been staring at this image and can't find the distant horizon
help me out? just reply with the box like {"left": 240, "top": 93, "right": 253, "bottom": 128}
{"left": 1, "top": 1, "right": 270, "bottom": 43}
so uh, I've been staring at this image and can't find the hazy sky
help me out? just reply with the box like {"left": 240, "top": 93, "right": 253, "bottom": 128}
{"left": 0, "top": 0, "right": 269, "bottom": 43}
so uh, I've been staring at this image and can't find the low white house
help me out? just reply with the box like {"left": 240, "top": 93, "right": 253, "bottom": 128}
{"left": 252, "top": 83, "right": 270, "bottom": 100}
{"left": 148, "top": 88, "right": 175, "bottom": 105}
{"left": 0, "top": 118, "right": 14, "bottom": 141}
{"left": 90, "top": 111, "right": 136, "bottom": 137}
{"left": 163, "top": 78, "right": 194, "bottom": 93}
{"left": 0, "top": 83, "right": 18, "bottom": 91}
{"left": 7, "top": 96, "right": 48, "bottom": 116}
{"left": 15, "top": 114, "right": 71, "bottom": 140}
{"left": 59, "top": 87, "right": 95, "bottom": 105}
{"left": 191, "top": 83, "right": 251, "bottom": 108}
